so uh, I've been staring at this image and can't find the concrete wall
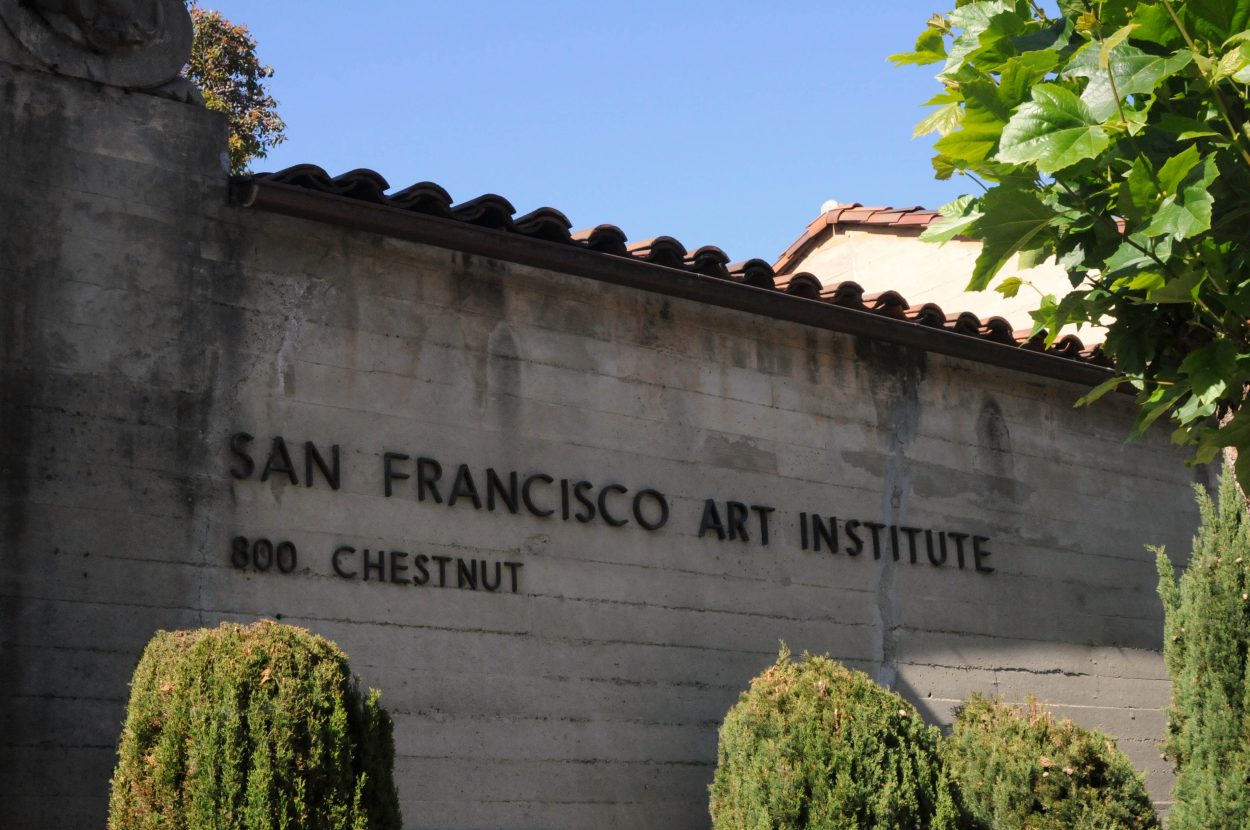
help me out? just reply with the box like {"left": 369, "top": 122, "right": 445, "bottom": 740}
{"left": 1, "top": 60, "right": 1208, "bottom": 828}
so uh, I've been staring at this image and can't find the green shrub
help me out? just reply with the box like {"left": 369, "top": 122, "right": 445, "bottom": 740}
{"left": 1157, "top": 471, "right": 1250, "bottom": 829}
{"left": 108, "top": 620, "right": 401, "bottom": 830}
{"left": 709, "top": 646, "right": 968, "bottom": 830}
{"left": 941, "top": 694, "right": 1157, "bottom": 830}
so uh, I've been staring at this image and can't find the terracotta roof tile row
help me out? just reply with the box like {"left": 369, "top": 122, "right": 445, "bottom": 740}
{"left": 244, "top": 166, "right": 1108, "bottom": 368}
{"left": 773, "top": 204, "right": 943, "bottom": 275}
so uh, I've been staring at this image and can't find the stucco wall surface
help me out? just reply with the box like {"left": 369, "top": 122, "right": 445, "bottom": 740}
{"left": 0, "top": 62, "right": 1209, "bottom": 828}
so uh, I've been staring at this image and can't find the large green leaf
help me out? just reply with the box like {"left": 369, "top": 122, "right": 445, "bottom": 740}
{"left": 1144, "top": 153, "right": 1219, "bottom": 240}
{"left": 998, "top": 50, "right": 1062, "bottom": 110}
{"left": 914, "top": 101, "right": 964, "bottom": 137}
{"left": 1179, "top": 339, "right": 1238, "bottom": 405}
{"left": 1117, "top": 156, "right": 1158, "bottom": 224}
{"left": 921, "top": 195, "right": 984, "bottom": 243}
{"left": 1181, "top": 0, "right": 1250, "bottom": 46}
{"left": 967, "top": 186, "right": 1060, "bottom": 290}
{"left": 1129, "top": 3, "right": 1180, "bottom": 47}
{"left": 890, "top": 26, "right": 947, "bottom": 66}
{"left": 934, "top": 104, "right": 1005, "bottom": 166}
{"left": 942, "top": 1, "right": 1016, "bottom": 76}
{"left": 1066, "top": 42, "right": 1193, "bottom": 121}
{"left": 1155, "top": 145, "right": 1201, "bottom": 194}
{"left": 1103, "top": 232, "right": 1173, "bottom": 279}
{"left": 997, "top": 83, "right": 1112, "bottom": 173}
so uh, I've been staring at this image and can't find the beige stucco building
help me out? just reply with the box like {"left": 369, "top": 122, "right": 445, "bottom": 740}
{"left": 774, "top": 201, "right": 1098, "bottom": 347}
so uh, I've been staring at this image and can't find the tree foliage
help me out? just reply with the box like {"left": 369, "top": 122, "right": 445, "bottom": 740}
{"left": 942, "top": 694, "right": 1158, "bottom": 830}
{"left": 899, "top": 0, "right": 1250, "bottom": 488}
{"left": 1156, "top": 472, "right": 1250, "bottom": 829}
{"left": 108, "top": 620, "right": 401, "bottom": 830}
{"left": 184, "top": 3, "right": 285, "bottom": 173}
{"left": 708, "top": 646, "right": 970, "bottom": 830}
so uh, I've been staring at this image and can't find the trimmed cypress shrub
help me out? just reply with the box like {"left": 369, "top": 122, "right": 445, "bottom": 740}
{"left": 941, "top": 694, "right": 1158, "bottom": 830}
{"left": 1157, "top": 472, "right": 1250, "bottom": 829}
{"left": 709, "top": 646, "right": 968, "bottom": 830}
{"left": 108, "top": 620, "right": 401, "bottom": 830}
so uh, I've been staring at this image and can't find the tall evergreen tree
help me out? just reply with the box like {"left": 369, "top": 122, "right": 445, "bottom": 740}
{"left": 1157, "top": 473, "right": 1250, "bottom": 829}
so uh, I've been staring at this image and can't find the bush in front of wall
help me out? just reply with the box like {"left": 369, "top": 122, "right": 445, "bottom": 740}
{"left": 1157, "top": 471, "right": 1250, "bottom": 829}
{"left": 709, "top": 645, "right": 969, "bottom": 830}
{"left": 941, "top": 694, "right": 1157, "bottom": 830}
{"left": 108, "top": 620, "right": 401, "bottom": 830}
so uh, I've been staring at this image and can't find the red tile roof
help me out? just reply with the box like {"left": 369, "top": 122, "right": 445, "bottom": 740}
{"left": 233, "top": 166, "right": 1111, "bottom": 376}
{"left": 773, "top": 203, "right": 943, "bottom": 275}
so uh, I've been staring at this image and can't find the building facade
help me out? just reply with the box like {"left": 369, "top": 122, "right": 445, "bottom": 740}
{"left": 0, "top": 5, "right": 1209, "bottom": 827}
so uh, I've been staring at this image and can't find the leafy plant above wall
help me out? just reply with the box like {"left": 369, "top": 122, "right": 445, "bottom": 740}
{"left": 898, "top": 0, "right": 1250, "bottom": 486}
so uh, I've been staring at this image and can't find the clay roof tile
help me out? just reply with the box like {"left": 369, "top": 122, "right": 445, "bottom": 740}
{"left": 685, "top": 245, "right": 731, "bottom": 279}
{"left": 781, "top": 272, "right": 823, "bottom": 301}
{"left": 628, "top": 236, "right": 688, "bottom": 269}
{"left": 514, "top": 207, "right": 573, "bottom": 244}
{"left": 388, "top": 181, "right": 454, "bottom": 218}
{"left": 729, "top": 259, "right": 776, "bottom": 290}
{"left": 572, "top": 224, "right": 630, "bottom": 256}
{"left": 452, "top": 194, "right": 516, "bottom": 230}
{"left": 827, "top": 280, "right": 867, "bottom": 311}
{"left": 910, "top": 303, "right": 947, "bottom": 328}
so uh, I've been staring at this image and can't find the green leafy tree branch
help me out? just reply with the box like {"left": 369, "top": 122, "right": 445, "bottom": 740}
{"left": 184, "top": 2, "right": 286, "bottom": 173}
{"left": 898, "top": 0, "right": 1250, "bottom": 487}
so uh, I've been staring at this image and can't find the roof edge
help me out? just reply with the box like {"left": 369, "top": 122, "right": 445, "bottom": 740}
{"left": 773, "top": 205, "right": 943, "bottom": 275}
{"left": 232, "top": 173, "right": 1110, "bottom": 389}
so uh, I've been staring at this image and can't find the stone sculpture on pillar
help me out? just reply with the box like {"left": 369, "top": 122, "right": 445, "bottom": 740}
{"left": 0, "top": 0, "right": 198, "bottom": 100}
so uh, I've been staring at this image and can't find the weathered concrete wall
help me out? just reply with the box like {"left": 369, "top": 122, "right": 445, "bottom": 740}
{"left": 1, "top": 59, "right": 1208, "bottom": 828}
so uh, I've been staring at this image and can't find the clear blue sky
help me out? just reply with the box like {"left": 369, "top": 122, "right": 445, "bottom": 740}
{"left": 207, "top": 1, "right": 970, "bottom": 263}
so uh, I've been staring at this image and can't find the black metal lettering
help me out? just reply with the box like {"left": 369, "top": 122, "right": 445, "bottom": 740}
{"left": 304, "top": 442, "right": 340, "bottom": 490}
{"left": 949, "top": 532, "right": 969, "bottom": 569}
{"left": 448, "top": 464, "right": 483, "bottom": 509}
{"left": 813, "top": 515, "right": 837, "bottom": 553}
{"left": 926, "top": 530, "right": 947, "bottom": 566}
{"left": 889, "top": 526, "right": 900, "bottom": 561}
{"left": 260, "top": 437, "right": 299, "bottom": 485}
{"left": 598, "top": 484, "right": 628, "bottom": 527}
{"left": 900, "top": 527, "right": 922, "bottom": 564}
{"left": 275, "top": 541, "right": 297, "bottom": 573}
{"left": 417, "top": 457, "right": 444, "bottom": 503}
{"left": 457, "top": 558, "right": 478, "bottom": 589}
{"left": 752, "top": 505, "right": 775, "bottom": 546}
{"left": 573, "top": 481, "right": 596, "bottom": 523}
{"left": 230, "top": 536, "right": 250, "bottom": 569}
{"left": 845, "top": 520, "right": 864, "bottom": 556}
{"left": 383, "top": 452, "right": 410, "bottom": 497}
{"left": 229, "top": 432, "right": 255, "bottom": 479}
{"left": 522, "top": 473, "right": 555, "bottom": 517}
{"left": 632, "top": 489, "right": 669, "bottom": 530}
{"left": 486, "top": 468, "right": 519, "bottom": 513}
{"left": 252, "top": 538, "right": 273, "bottom": 571}
{"left": 432, "top": 555, "right": 452, "bottom": 587}
{"left": 332, "top": 545, "right": 357, "bottom": 578}
{"left": 504, "top": 561, "right": 523, "bottom": 593}
{"left": 389, "top": 551, "right": 409, "bottom": 584}
{"left": 973, "top": 536, "right": 994, "bottom": 573}
{"left": 799, "top": 512, "right": 808, "bottom": 550}
{"left": 726, "top": 501, "right": 749, "bottom": 541}
{"left": 698, "top": 500, "right": 726, "bottom": 540}
{"left": 412, "top": 553, "right": 430, "bottom": 585}
{"left": 482, "top": 560, "right": 502, "bottom": 591}
{"left": 560, "top": 479, "right": 571, "bottom": 520}
{"left": 863, "top": 521, "right": 885, "bottom": 560}
{"left": 362, "top": 548, "right": 385, "bottom": 582}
